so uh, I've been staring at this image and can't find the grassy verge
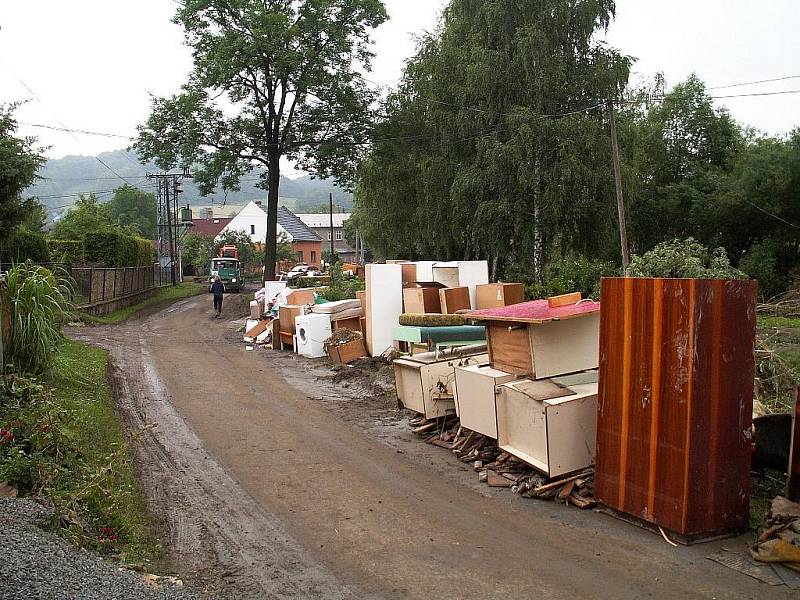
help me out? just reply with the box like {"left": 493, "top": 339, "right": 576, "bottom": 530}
{"left": 82, "top": 282, "right": 203, "bottom": 325}
{"left": 758, "top": 315, "right": 800, "bottom": 329}
{"left": 0, "top": 340, "right": 162, "bottom": 568}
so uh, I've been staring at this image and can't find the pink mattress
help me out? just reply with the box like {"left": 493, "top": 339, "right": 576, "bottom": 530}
{"left": 467, "top": 299, "right": 600, "bottom": 324}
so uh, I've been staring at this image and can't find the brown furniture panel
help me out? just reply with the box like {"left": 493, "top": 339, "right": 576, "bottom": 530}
{"left": 403, "top": 287, "right": 442, "bottom": 314}
{"left": 439, "top": 287, "right": 471, "bottom": 314}
{"left": 486, "top": 322, "right": 532, "bottom": 376}
{"left": 476, "top": 283, "right": 525, "bottom": 309}
{"left": 596, "top": 277, "right": 757, "bottom": 540}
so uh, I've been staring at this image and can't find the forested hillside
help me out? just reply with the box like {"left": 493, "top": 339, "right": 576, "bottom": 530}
{"left": 27, "top": 149, "right": 353, "bottom": 218}
{"left": 350, "top": 0, "right": 800, "bottom": 298}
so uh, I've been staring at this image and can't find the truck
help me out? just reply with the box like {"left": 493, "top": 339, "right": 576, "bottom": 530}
{"left": 208, "top": 245, "right": 244, "bottom": 293}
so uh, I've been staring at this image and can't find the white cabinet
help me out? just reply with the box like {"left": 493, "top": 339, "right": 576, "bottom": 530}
{"left": 496, "top": 378, "right": 598, "bottom": 477}
{"left": 453, "top": 364, "right": 517, "bottom": 438}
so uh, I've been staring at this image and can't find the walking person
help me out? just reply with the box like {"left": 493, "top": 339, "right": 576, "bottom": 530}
{"left": 210, "top": 275, "right": 225, "bottom": 318}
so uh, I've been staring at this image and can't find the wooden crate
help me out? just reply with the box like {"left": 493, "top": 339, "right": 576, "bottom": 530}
{"left": 439, "top": 287, "right": 471, "bottom": 314}
{"left": 453, "top": 364, "right": 516, "bottom": 438}
{"left": 403, "top": 285, "right": 443, "bottom": 314}
{"left": 286, "top": 289, "right": 316, "bottom": 306}
{"left": 327, "top": 338, "right": 367, "bottom": 364}
{"left": 395, "top": 349, "right": 488, "bottom": 420}
{"left": 596, "top": 277, "right": 757, "bottom": 541}
{"left": 476, "top": 283, "right": 524, "bottom": 309}
{"left": 331, "top": 315, "right": 362, "bottom": 333}
{"left": 485, "top": 314, "right": 600, "bottom": 379}
{"left": 497, "top": 379, "right": 597, "bottom": 477}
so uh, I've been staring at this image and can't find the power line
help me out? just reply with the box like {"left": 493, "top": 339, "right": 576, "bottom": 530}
{"left": 748, "top": 201, "right": 800, "bottom": 230}
{"left": 708, "top": 74, "right": 800, "bottom": 90}
{"left": 19, "top": 122, "right": 134, "bottom": 139}
{"left": 709, "top": 89, "right": 800, "bottom": 99}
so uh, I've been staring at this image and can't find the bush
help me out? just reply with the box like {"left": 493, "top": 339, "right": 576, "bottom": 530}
{"left": 0, "top": 230, "right": 49, "bottom": 263}
{"left": 0, "top": 262, "right": 72, "bottom": 375}
{"left": 504, "top": 256, "right": 617, "bottom": 301}
{"left": 317, "top": 263, "right": 365, "bottom": 302}
{"left": 47, "top": 239, "right": 84, "bottom": 264}
{"left": 83, "top": 231, "right": 152, "bottom": 267}
{"left": 739, "top": 241, "right": 783, "bottom": 300}
{"left": 627, "top": 238, "right": 745, "bottom": 279}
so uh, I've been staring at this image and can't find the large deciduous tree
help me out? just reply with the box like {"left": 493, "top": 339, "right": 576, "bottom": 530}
{"left": 0, "top": 104, "right": 45, "bottom": 244}
{"left": 106, "top": 185, "right": 158, "bottom": 239}
{"left": 134, "top": 0, "right": 388, "bottom": 280}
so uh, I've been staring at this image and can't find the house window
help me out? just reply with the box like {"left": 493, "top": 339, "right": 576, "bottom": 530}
{"left": 250, "top": 224, "right": 256, "bottom": 235}
{"left": 335, "top": 230, "right": 343, "bottom": 241}
{"left": 297, "top": 250, "right": 304, "bottom": 263}
{"left": 311, "top": 251, "right": 317, "bottom": 264}
{"left": 327, "top": 232, "right": 332, "bottom": 241}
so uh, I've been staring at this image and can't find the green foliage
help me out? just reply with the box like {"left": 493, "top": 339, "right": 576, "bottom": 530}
{"left": 627, "top": 238, "right": 745, "bottom": 279}
{"left": 317, "top": 263, "right": 365, "bottom": 302}
{"left": 0, "top": 104, "right": 46, "bottom": 245}
{"left": 213, "top": 230, "right": 256, "bottom": 269}
{"left": 182, "top": 233, "right": 216, "bottom": 274}
{"left": 0, "top": 262, "right": 72, "bottom": 375}
{"left": 134, "top": 0, "right": 388, "bottom": 279}
{"left": 353, "top": 0, "right": 630, "bottom": 280}
{"left": 322, "top": 249, "right": 340, "bottom": 265}
{"left": 505, "top": 256, "right": 617, "bottom": 301}
{"left": 50, "top": 194, "right": 115, "bottom": 241}
{"left": 105, "top": 185, "right": 157, "bottom": 239}
{"left": 0, "top": 342, "right": 161, "bottom": 561}
{"left": 20, "top": 199, "right": 48, "bottom": 233}
{"left": 82, "top": 231, "right": 152, "bottom": 267}
{"left": 47, "top": 240, "right": 85, "bottom": 264}
{"left": 739, "top": 241, "right": 783, "bottom": 300}
{"left": 0, "top": 230, "right": 50, "bottom": 264}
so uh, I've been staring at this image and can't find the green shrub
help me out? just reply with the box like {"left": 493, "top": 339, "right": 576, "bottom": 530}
{"left": 47, "top": 239, "right": 84, "bottom": 264}
{"left": 627, "top": 238, "right": 745, "bottom": 279}
{"left": 504, "top": 256, "right": 617, "bottom": 301}
{"left": 0, "top": 262, "right": 72, "bottom": 375}
{"left": 133, "top": 237, "right": 154, "bottom": 266}
{"left": 0, "top": 230, "right": 49, "bottom": 263}
{"left": 83, "top": 231, "right": 151, "bottom": 267}
{"left": 317, "top": 263, "right": 365, "bottom": 302}
{"left": 739, "top": 241, "right": 783, "bottom": 300}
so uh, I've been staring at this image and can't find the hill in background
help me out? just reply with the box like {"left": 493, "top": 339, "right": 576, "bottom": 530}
{"left": 27, "top": 149, "right": 353, "bottom": 220}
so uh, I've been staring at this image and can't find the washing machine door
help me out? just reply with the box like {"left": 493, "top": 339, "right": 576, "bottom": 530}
{"left": 298, "top": 325, "right": 309, "bottom": 346}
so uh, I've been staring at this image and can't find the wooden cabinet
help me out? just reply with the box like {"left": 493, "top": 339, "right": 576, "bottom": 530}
{"left": 395, "top": 348, "right": 488, "bottom": 420}
{"left": 439, "top": 287, "right": 471, "bottom": 314}
{"left": 595, "top": 277, "right": 757, "bottom": 541}
{"left": 453, "top": 364, "right": 517, "bottom": 438}
{"left": 403, "top": 285, "right": 444, "bottom": 314}
{"left": 278, "top": 305, "right": 305, "bottom": 349}
{"left": 497, "top": 378, "right": 597, "bottom": 477}
{"left": 476, "top": 283, "right": 525, "bottom": 309}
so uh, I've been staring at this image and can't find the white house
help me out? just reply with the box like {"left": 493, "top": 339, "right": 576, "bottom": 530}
{"left": 218, "top": 201, "right": 289, "bottom": 244}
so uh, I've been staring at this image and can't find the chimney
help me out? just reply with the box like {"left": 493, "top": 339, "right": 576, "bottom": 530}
{"left": 205, "top": 207, "right": 213, "bottom": 219}
{"left": 255, "top": 200, "right": 263, "bottom": 206}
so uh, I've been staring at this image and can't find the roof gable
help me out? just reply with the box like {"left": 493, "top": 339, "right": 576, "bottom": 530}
{"left": 276, "top": 206, "right": 321, "bottom": 242}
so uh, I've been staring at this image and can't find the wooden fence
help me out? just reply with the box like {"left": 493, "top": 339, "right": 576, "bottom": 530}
{"left": 69, "top": 265, "right": 173, "bottom": 309}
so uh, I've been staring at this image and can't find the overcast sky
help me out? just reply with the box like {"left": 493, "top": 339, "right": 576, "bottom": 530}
{"left": 1, "top": 0, "right": 798, "bottom": 173}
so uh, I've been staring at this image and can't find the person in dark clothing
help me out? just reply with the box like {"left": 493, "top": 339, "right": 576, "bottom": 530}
{"left": 210, "top": 275, "right": 225, "bottom": 318}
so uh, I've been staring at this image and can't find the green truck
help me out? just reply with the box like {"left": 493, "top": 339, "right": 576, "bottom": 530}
{"left": 208, "top": 246, "right": 244, "bottom": 293}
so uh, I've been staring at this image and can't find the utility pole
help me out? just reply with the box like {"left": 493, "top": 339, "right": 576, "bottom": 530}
{"left": 149, "top": 171, "right": 193, "bottom": 287}
{"left": 329, "top": 192, "right": 335, "bottom": 261}
{"left": 0, "top": 285, "right": 5, "bottom": 381}
{"left": 608, "top": 99, "right": 630, "bottom": 270}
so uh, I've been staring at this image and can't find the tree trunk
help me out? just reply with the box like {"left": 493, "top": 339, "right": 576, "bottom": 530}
{"left": 263, "top": 154, "right": 281, "bottom": 283}
{"left": 532, "top": 152, "right": 544, "bottom": 285}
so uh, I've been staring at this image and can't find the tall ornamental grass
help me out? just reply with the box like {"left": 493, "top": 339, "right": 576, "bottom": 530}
{"left": 1, "top": 261, "right": 73, "bottom": 375}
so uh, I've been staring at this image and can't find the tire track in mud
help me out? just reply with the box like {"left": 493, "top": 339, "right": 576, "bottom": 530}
{"left": 70, "top": 311, "right": 363, "bottom": 600}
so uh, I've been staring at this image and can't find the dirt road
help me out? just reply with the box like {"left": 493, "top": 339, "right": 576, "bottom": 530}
{"left": 71, "top": 295, "right": 792, "bottom": 599}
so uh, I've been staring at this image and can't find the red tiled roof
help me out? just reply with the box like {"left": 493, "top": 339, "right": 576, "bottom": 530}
{"left": 189, "top": 218, "right": 232, "bottom": 237}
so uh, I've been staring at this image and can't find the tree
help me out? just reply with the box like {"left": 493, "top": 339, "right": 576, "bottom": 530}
{"left": 50, "top": 194, "right": 115, "bottom": 241}
{"left": 181, "top": 233, "right": 217, "bottom": 274}
{"left": 134, "top": 0, "right": 388, "bottom": 281}
{"left": 106, "top": 185, "right": 157, "bottom": 239}
{"left": 213, "top": 230, "right": 257, "bottom": 269}
{"left": 353, "top": 0, "right": 630, "bottom": 282}
{"left": 0, "top": 104, "right": 45, "bottom": 244}
{"left": 20, "top": 199, "right": 48, "bottom": 233}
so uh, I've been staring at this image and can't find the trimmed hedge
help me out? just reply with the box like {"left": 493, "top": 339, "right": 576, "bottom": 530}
{"left": 47, "top": 239, "right": 84, "bottom": 264}
{"left": 83, "top": 231, "right": 154, "bottom": 267}
{"left": 0, "top": 230, "right": 50, "bottom": 263}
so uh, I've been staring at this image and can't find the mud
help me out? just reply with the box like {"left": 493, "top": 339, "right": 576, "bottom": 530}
{"left": 68, "top": 295, "right": 796, "bottom": 600}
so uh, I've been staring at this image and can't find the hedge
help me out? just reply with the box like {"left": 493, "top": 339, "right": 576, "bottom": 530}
{"left": 0, "top": 230, "right": 50, "bottom": 264}
{"left": 83, "top": 231, "right": 154, "bottom": 267}
{"left": 47, "top": 239, "right": 84, "bottom": 264}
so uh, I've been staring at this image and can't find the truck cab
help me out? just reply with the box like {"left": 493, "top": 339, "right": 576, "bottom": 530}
{"left": 209, "top": 248, "right": 244, "bottom": 292}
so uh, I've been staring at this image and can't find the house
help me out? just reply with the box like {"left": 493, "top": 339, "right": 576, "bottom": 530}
{"left": 189, "top": 208, "right": 232, "bottom": 238}
{"left": 219, "top": 201, "right": 323, "bottom": 267}
{"left": 295, "top": 212, "right": 357, "bottom": 262}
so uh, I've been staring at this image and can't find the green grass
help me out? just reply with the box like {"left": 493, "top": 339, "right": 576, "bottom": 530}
{"left": 758, "top": 315, "right": 800, "bottom": 329}
{"left": 82, "top": 282, "right": 204, "bottom": 325}
{"left": 46, "top": 339, "right": 162, "bottom": 566}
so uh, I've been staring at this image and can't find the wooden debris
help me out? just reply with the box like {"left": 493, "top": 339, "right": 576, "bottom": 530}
{"left": 487, "top": 471, "right": 513, "bottom": 488}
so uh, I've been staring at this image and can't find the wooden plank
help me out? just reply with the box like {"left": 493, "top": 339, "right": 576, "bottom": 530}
{"left": 486, "top": 322, "right": 532, "bottom": 376}
{"left": 439, "top": 287, "right": 471, "bottom": 315}
{"left": 596, "top": 277, "right": 756, "bottom": 539}
{"left": 786, "top": 387, "right": 800, "bottom": 502}
{"left": 403, "top": 287, "right": 442, "bottom": 314}
{"left": 547, "top": 292, "right": 582, "bottom": 308}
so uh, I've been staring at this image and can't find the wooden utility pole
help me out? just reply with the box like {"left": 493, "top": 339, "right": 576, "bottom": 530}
{"left": 608, "top": 100, "right": 630, "bottom": 270}
{"left": 329, "top": 193, "right": 335, "bottom": 261}
{"left": 0, "top": 286, "right": 5, "bottom": 380}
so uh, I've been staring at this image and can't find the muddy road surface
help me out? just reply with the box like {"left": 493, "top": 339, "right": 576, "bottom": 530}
{"left": 70, "top": 295, "right": 790, "bottom": 599}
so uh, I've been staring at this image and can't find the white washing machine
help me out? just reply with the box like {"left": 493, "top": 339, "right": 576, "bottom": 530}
{"left": 295, "top": 314, "right": 332, "bottom": 358}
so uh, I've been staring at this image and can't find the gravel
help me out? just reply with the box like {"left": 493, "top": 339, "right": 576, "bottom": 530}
{"left": 0, "top": 498, "right": 202, "bottom": 600}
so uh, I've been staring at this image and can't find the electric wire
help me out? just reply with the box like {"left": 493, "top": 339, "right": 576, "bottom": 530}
{"left": 707, "top": 74, "right": 800, "bottom": 90}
